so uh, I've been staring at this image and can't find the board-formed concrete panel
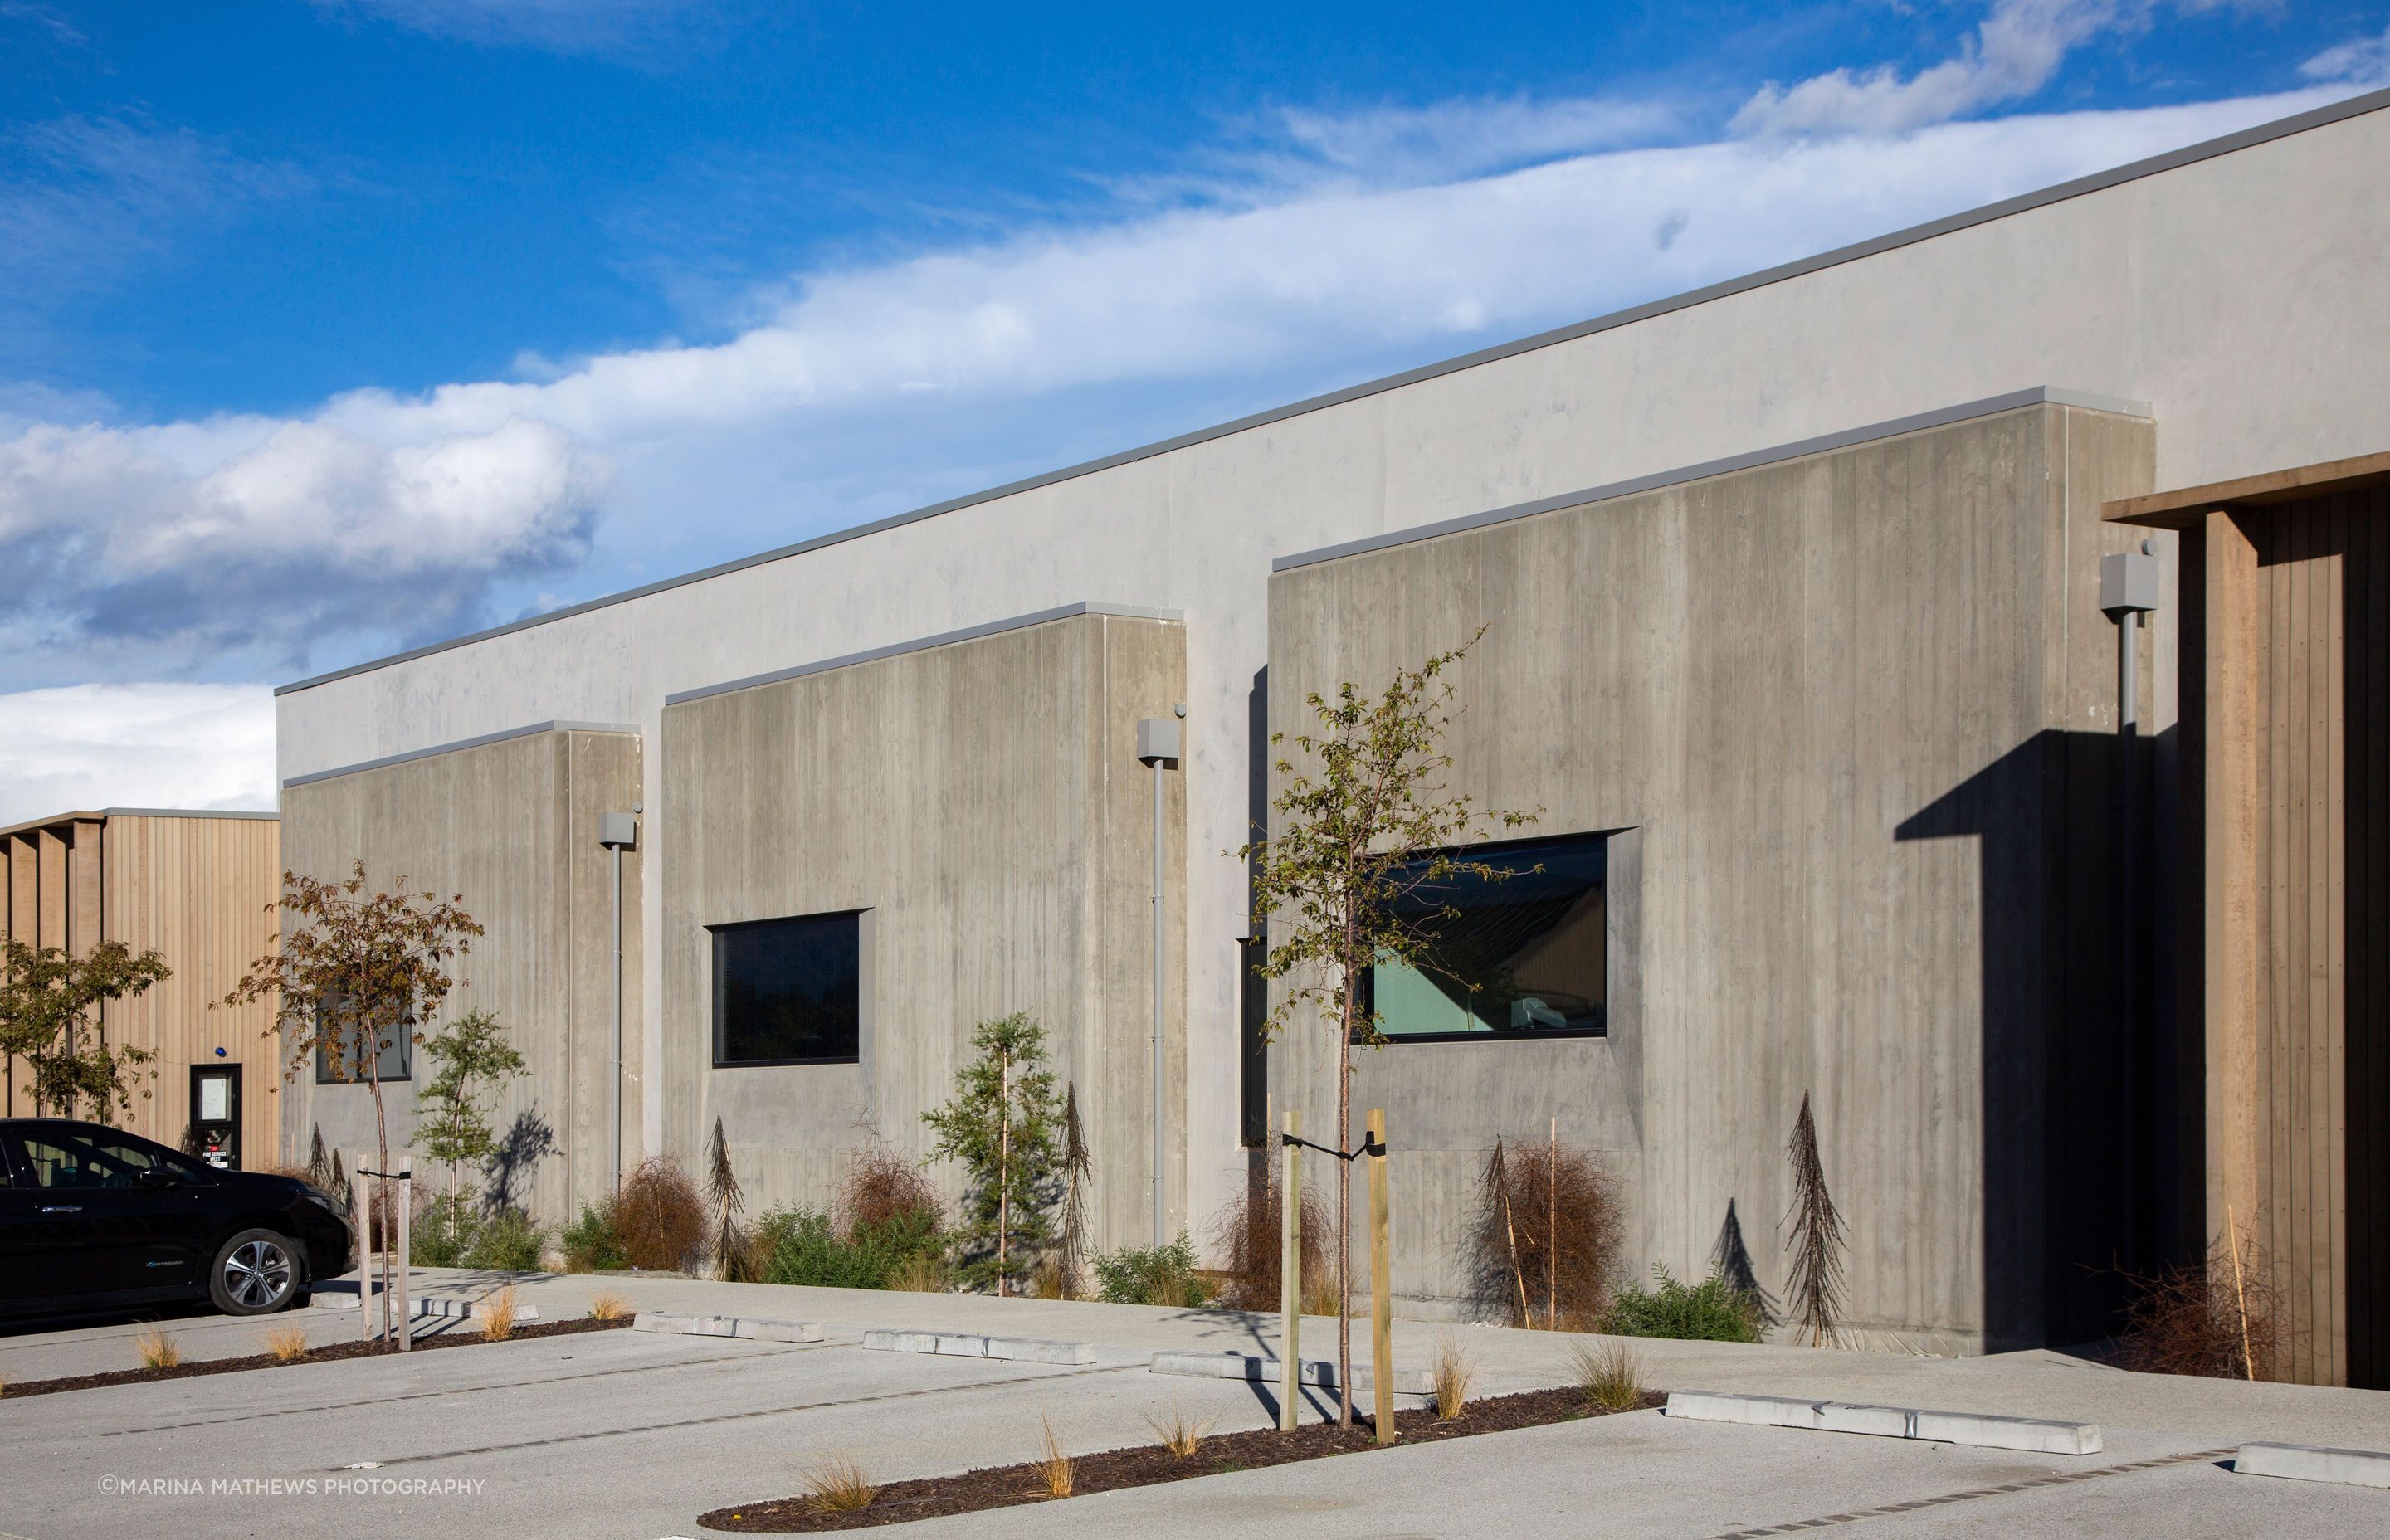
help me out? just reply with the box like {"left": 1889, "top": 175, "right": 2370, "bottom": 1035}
{"left": 1265, "top": 402, "right": 2157, "bottom": 1352}
{"left": 659, "top": 610, "right": 1186, "bottom": 1257}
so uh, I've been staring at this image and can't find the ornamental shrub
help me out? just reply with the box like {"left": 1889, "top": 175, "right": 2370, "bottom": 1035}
{"left": 1597, "top": 1264, "right": 1763, "bottom": 1343}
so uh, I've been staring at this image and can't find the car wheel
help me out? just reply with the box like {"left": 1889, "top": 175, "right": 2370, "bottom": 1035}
{"left": 209, "top": 1229, "right": 300, "bottom": 1316}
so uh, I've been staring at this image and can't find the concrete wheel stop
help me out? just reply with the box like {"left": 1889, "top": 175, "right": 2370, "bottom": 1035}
{"left": 633, "top": 1312, "right": 823, "bottom": 1343}
{"left": 2235, "top": 1441, "right": 2390, "bottom": 1488}
{"left": 861, "top": 1328, "right": 1095, "bottom": 1365}
{"left": 1665, "top": 1390, "right": 2101, "bottom": 1455}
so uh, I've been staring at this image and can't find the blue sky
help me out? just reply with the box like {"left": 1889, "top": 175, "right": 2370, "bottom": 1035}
{"left": 1, "top": 0, "right": 2386, "bottom": 816}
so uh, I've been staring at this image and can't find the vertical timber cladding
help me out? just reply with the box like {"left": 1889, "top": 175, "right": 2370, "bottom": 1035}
{"left": 1266, "top": 403, "right": 2158, "bottom": 1348}
{"left": 96, "top": 814, "right": 284, "bottom": 1162}
{"left": 660, "top": 611, "right": 1186, "bottom": 1255}
{"left": 277, "top": 728, "right": 642, "bottom": 1226}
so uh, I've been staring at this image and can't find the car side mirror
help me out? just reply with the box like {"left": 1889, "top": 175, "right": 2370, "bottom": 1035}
{"left": 139, "top": 1166, "right": 186, "bottom": 1188}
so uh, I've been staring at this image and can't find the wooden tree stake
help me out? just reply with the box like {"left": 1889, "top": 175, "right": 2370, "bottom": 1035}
{"left": 2227, "top": 1204, "right": 2255, "bottom": 1382}
{"left": 1281, "top": 1106, "right": 1301, "bottom": 1432}
{"left": 395, "top": 1155, "right": 412, "bottom": 1351}
{"left": 1368, "top": 1108, "right": 1395, "bottom": 1445}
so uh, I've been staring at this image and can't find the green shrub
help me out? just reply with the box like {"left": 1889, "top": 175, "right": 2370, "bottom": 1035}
{"left": 1597, "top": 1265, "right": 1763, "bottom": 1342}
{"left": 757, "top": 1206, "right": 943, "bottom": 1290}
{"left": 408, "top": 1196, "right": 474, "bottom": 1268}
{"left": 464, "top": 1208, "right": 549, "bottom": 1271}
{"left": 562, "top": 1203, "right": 630, "bottom": 1273}
{"left": 1092, "top": 1232, "right": 1213, "bottom": 1307}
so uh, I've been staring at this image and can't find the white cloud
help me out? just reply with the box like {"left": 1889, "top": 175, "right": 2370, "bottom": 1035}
{"left": 1734, "top": 1, "right": 2144, "bottom": 136}
{"left": 2303, "top": 23, "right": 2390, "bottom": 84}
{"left": 0, "top": 682, "right": 275, "bottom": 826}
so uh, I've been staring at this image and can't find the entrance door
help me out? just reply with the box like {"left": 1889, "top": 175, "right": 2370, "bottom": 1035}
{"left": 189, "top": 1065, "right": 241, "bottom": 1172}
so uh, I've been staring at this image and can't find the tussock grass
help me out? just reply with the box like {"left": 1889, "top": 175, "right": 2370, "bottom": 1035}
{"left": 1033, "top": 1414, "right": 1075, "bottom": 1499}
{"left": 134, "top": 1331, "right": 182, "bottom": 1370}
{"left": 887, "top": 1253, "right": 948, "bottom": 1293}
{"left": 264, "top": 1326, "right": 311, "bottom": 1364}
{"left": 586, "top": 1290, "right": 633, "bottom": 1322}
{"left": 1569, "top": 1338, "right": 1646, "bottom": 1411}
{"left": 799, "top": 1455, "right": 879, "bottom": 1513}
{"left": 1143, "top": 1406, "right": 1217, "bottom": 1459}
{"left": 479, "top": 1287, "right": 520, "bottom": 1342}
{"left": 1430, "top": 1334, "right": 1475, "bottom": 1421}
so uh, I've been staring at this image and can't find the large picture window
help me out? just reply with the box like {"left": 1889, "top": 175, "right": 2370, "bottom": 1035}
{"left": 713, "top": 911, "right": 862, "bottom": 1066}
{"left": 1363, "top": 832, "right": 1607, "bottom": 1042}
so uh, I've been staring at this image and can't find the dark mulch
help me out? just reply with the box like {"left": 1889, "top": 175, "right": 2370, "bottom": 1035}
{"left": 700, "top": 1385, "right": 1665, "bottom": 1533}
{"left": 0, "top": 1314, "right": 632, "bottom": 1401}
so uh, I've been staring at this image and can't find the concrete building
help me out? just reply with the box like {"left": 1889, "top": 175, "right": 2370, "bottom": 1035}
{"left": 274, "top": 90, "right": 2390, "bottom": 1378}
{"left": 2, "top": 809, "right": 283, "bottom": 1168}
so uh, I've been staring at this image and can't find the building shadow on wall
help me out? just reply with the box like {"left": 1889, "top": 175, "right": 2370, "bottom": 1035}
{"left": 1895, "top": 726, "right": 2186, "bottom": 1352}
{"left": 483, "top": 1110, "right": 555, "bottom": 1216}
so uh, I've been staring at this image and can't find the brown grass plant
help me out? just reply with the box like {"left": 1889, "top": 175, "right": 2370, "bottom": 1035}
{"left": 1466, "top": 1138, "right": 1622, "bottom": 1328}
{"left": 1569, "top": 1338, "right": 1646, "bottom": 1411}
{"left": 479, "top": 1286, "right": 521, "bottom": 1342}
{"left": 1429, "top": 1333, "right": 1475, "bottom": 1420}
{"left": 1208, "top": 1163, "right": 1330, "bottom": 1312}
{"left": 134, "top": 1330, "right": 182, "bottom": 1370}
{"left": 586, "top": 1290, "right": 633, "bottom": 1322}
{"left": 2115, "top": 1234, "right": 2284, "bottom": 1381}
{"left": 889, "top": 1253, "right": 949, "bottom": 1293}
{"left": 615, "top": 1157, "right": 710, "bottom": 1271}
{"left": 1144, "top": 1406, "right": 1217, "bottom": 1459}
{"left": 1033, "top": 1414, "right": 1076, "bottom": 1499}
{"left": 264, "top": 1325, "right": 311, "bottom": 1364}
{"left": 799, "top": 1455, "right": 879, "bottom": 1513}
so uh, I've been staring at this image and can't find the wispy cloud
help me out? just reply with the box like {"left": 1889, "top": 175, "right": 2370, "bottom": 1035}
{"left": 2304, "top": 22, "right": 2390, "bottom": 84}
{"left": 0, "top": 682, "right": 274, "bottom": 826}
{"left": 308, "top": 0, "right": 702, "bottom": 54}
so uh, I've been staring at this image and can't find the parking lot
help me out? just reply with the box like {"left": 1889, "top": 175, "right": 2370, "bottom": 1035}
{"left": 2, "top": 1274, "right": 2386, "bottom": 1538}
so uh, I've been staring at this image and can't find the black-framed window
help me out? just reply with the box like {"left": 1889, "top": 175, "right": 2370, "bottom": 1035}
{"left": 1363, "top": 832, "right": 1607, "bottom": 1042}
{"left": 313, "top": 996, "right": 412, "bottom": 1084}
{"left": 713, "top": 911, "right": 862, "bottom": 1066}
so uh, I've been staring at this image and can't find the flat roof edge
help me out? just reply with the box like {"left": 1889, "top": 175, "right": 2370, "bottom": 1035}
{"left": 0, "top": 807, "right": 280, "bottom": 841}
{"left": 1273, "top": 387, "right": 2151, "bottom": 572}
{"left": 272, "top": 85, "right": 2388, "bottom": 699}
{"left": 282, "top": 719, "right": 640, "bottom": 791}
{"left": 663, "top": 602, "right": 1184, "bottom": 707}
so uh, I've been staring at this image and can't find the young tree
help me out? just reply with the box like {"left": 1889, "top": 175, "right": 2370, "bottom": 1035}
{"left": 1054, "top": 1083, "right": 1093, "bottom": 1299}
{"left": 0, "top": 939, "right": 173, "bottom": 1119}
{"left": 1783, "top": 1092, "right": 1846, "bottom": 1347}
{"left": 412, "top": 1008, "right": 526, "bottom": 1221}
{"left": 1238, "top": 632, "right": 1534, "bottom": 1426}
{"left": 921, "top": 1013, "right": 1062, "bottom": 1297}
{"left": 706, "top": 1115, "right": 748, "bottom": 1281}
{"left": 222, "top": 861, "right": 482, "bottom": 1340}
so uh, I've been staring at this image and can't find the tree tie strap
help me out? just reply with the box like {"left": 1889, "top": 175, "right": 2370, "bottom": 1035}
{"left": 1280, "top": 1133, "right": 1384, "bottom": 1162}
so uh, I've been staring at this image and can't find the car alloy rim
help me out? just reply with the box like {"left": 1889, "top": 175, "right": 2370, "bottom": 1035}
{"left": 226, "top": 1239, "right": 293, "bottom": 1309}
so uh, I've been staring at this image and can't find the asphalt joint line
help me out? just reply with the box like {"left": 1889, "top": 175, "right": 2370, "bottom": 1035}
{"left": 1700, "top": 1447, "right": 2237, "bottom": 1538}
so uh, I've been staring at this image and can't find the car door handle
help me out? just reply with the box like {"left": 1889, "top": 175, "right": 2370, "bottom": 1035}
{"left": 40, "top": 1204, "right": 83, "bottom": 1214}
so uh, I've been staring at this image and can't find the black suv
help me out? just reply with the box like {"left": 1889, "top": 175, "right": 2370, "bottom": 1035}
{"left": 0, "top": 1118, "right": 354, "bottom": 1320}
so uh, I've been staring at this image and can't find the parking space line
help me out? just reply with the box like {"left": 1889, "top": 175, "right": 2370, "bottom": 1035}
{"left": 334, "top": 1362, "right": 1145, "bottom": 1469}
{"left": 91, "top": 1340, "right": 829, "bottom": 1438}
{"left": 1700, "top": 1447, "right": 2235, "bottom": 1537}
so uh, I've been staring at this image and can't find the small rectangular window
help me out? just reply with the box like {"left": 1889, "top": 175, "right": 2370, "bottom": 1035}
{"left": 713, "top": 911, "right": 863, "bottom": 1066}
{"left": 1363, "top": 832, "right": 1607, "bottom": 1042}
{"left": 313, "top": 996, "right": 413, "bottom": 1084}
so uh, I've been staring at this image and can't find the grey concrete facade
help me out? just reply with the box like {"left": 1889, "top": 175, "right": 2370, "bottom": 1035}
{"left": 1269, "top": 401, "right": 2158, "bottom": 1351}
{"left": 659, "top": 609, "right": 1186, "bottom": 1246}
{"left": 266, "top": 93, "right": 2388, "bottom": 1348}
{"left": 280, "top": 724, "right": 643, "bottom": 1225}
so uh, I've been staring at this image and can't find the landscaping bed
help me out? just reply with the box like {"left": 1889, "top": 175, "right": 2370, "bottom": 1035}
{"left": 0, "top": 1314, "right": 632, "bottom": 1401}
{"left": 700, "top": 1384, "right": 1664, "bottom": 1533}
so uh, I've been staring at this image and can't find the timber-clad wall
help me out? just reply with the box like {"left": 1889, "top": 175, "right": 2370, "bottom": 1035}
{"left": 1267, "top": 402, "right": 2161, "bottom": 1351}
{"left": 1, "top": 812, "right": 281, "bottom": 1165}
{"left": 280, "top": 728, "right": 641, "bottom": 1226}
{"left": 2199, "top": 480, "right": 2390, "bottom": 1388}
